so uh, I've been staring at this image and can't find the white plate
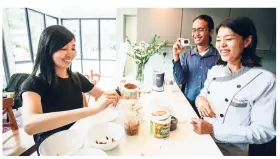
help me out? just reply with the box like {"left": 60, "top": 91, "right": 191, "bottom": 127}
{"left": 90, "top": 108, "right": 119, "bottom": 123}
{"left": 39, "top": 130, "right": 85, "bottom": 156}
{"left": 71, "top": 148, "right": 107, "bottom": 156}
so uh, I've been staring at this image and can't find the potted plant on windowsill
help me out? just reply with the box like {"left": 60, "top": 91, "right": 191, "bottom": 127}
{"left": 126, "top": 35, "right": 168, "bottom": 83}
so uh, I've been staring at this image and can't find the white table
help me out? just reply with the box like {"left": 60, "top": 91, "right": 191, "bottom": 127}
{"left": 70, "top": 85, "right": 223, "bottom": 156}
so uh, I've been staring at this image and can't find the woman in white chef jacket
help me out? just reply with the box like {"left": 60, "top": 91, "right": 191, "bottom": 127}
{"left": 191, "top": 16, "right": 276, "bottom": 156}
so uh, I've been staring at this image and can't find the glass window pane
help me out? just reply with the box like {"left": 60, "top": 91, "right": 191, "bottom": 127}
{"left": 97, "top": 76, "right": 117, "bottom": 91}
{"left": 15, "top": 62, "right": 33, "bottom": 74}
{"left": 28, "top": 10, "right": 45, "bottom": 59}
{"left": 62, "top": 20, "right": 81, "bottom": 58}
{"left": 81, "top": 20, "right": 99, "bottom": 59}
{"left": 100, "top": 20, "right": 116, "bottom": 60}
{"left": 82, "top": 60, "right": 100, "bottom": 76}
{"left": 100, "top": 61, "right": 116, "bottom": 77}
{"left": 46, "top": 16, "right": 58, "bottom": 27}
{"left": 6, "top": 8, "right": 31, "bottom": 62}
{"left": 71, "top": 59, "right": 82, "bottom": 73}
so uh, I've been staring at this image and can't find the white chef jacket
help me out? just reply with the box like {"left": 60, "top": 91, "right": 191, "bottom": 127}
{"left": 197, "top": 65, "right": 276, "bottom": 155}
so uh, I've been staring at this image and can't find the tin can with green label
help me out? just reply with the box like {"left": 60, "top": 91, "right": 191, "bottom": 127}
{"left": 150, "top": 110, "right": 171, "bottom": 139}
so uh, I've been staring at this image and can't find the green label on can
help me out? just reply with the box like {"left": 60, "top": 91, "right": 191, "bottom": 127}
{"left": 150, "top": 121, "right": 170, "bottom": 139}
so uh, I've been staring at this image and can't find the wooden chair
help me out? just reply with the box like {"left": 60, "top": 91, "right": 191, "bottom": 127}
{"left": 2, "top": 98, "right": 36, "bottom": 156}
{"left": 3, "top": 98, "right": 18, "bottom": 130}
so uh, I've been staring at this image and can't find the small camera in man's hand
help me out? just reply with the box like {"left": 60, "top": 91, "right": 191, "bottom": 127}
{"left": 179, "top": 38, "right": 190, "bottom": 47}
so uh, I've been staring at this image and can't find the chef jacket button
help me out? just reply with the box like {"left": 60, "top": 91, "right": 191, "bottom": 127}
{"left": 225, "top": 98, "right": 229, "bottom": 102}
{"left": 207, "top": 91, "right": 210, "bottom": 94}
{"left": 220, "top": 114, "right": 224, "bottom": 118}
{"left": 213, "top": 77, "right": 216, "bottom": 80}
{"left": 237, "top": 84, "right": 241, "bottom": 88}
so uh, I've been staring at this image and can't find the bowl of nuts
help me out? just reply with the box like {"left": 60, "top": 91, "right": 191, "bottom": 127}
{"left": 87, "top": 122, "right": 125, "bottom": 151}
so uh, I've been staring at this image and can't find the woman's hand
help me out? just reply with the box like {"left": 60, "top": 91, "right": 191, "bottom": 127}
{"left": 94, "top": 91, "right": 121, "bottom": 112}
{"left": 196, "top": 96, "right": 216, "bottom": 118}
{"left": 191, "top": 118, "right": 213, "bottom": 134}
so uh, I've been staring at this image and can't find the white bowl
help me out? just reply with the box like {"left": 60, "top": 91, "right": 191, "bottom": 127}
{"left": 39, "top": 130, "right": 85, "bottom": 156}
{"left": 87, "top": 122, "right": 125, "bottom": 151}
{"left": 71, "top": 148, "right": 107, "bottom": 156}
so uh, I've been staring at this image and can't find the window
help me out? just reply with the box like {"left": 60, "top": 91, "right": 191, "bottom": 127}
{"left": 100, "top": 20, "right": 116, "bottom": 60}
{"left": 62, "top": 20, "right": 82, "bottom": 72}
{"left": 28, "top": 10, "right": 45, "bottom": 58}
{"left": 100, "top": 61, "right": 116, "bottom": 77}
{"left": 80, "top": 20, "right": 99, "bottom": 78}
{"left": 82, "top": 60, "right": 99, "bottom": 77}
{"left": 5, "top": 8, "right": 61, "bottom": 75}
{"left": 6, "top": 8, "right": 31, "bottom": 62}
{"left": 46, "top": 16, "right": 58, "bottom": 27}
{"left": 81, "top": 20, "right": 99, "bottom": 59}
{"left": 62, "top": 19, "right": 117, "bottom": 78}
{"left": 71, "top": 59, "right": 82, "bottom": 73}
{"left": 14, "top": 62, "right": 34, "bottom": 74}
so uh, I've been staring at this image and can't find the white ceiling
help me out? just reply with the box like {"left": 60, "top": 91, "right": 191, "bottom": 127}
{"left": 33, "top": 8, "right": 117, "bottom": 18}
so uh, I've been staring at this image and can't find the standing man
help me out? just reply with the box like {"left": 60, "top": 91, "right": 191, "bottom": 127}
{"left": 173, "top": 14, "right": 220, "bottom": 116}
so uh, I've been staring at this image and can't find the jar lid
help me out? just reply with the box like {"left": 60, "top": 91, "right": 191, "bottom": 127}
{"left": 150, "top": 110, "right": 170, "bottom": 121}
{"left": 123, "top": 83, "right": 139, "bottom": 92}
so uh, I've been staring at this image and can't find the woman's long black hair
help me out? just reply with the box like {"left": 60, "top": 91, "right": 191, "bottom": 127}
{"left": 22, "top": 25, "right": 80, "bottom": 89}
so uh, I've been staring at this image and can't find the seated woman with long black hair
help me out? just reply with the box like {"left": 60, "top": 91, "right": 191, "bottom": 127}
{"left": 20, "top": 25, "right": 120, "bottom": 155}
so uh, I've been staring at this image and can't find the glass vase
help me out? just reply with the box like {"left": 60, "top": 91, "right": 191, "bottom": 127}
{"left": 136, "top": 64, "right": 145, "bottom": 83}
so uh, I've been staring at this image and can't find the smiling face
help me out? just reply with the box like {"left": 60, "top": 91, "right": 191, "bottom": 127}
{"left": 192, "top": 19, "right": 213, "bottom": 45}
{"left": 216, "top": 26, "right": 252, "bottom": 64}
{"left": 52, "top": 39, "right": 76, "bottom": 70}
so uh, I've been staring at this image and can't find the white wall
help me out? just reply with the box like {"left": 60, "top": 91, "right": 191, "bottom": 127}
{"left": 230, "top": 8, "right": 276, "bottom": 51}
{"left": 124, "top": 15, "right": 137, "bottom": 75}
{"left": 125, "top": 16, "right": 137, "bottom": 44}
{"left": 137, "top": 8, "right": 182, "bottom": 45}
{"left": 116, "top": 8, "right": 137, "bottom": 48}
{"left": 116, "top": 8, "right": 137, "bottom": 77}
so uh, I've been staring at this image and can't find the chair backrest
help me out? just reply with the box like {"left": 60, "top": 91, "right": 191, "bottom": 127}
{"left": 4, "top": 73, "right": 30, "bottom": 110}
{"left": 2, "top": 98, "right": 18, "bottom": 130}
{"left": 4, "top": 73, "right": 30, "bottom": 93}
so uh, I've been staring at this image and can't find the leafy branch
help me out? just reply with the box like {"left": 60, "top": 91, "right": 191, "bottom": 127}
{"left": 126, "top": 35, "right": 168, "bottom": 66}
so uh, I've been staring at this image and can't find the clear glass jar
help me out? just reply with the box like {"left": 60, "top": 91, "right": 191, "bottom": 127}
{"left": 122, "top": 99, "right": 141, "bottom": 136}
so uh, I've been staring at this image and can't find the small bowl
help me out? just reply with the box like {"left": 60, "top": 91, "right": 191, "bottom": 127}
{"left": 87, "top": 122, "right": 125, "bottom": 151}
{"left": 39, "top": 130, "right": 85, "bottom": 156}
{"left": 170, "top": 115, "right": 178, "bottom": 131}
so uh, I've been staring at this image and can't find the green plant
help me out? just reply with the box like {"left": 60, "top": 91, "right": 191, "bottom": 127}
{"left": 126, "top": 35, "right": 168, "bottom": 82}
